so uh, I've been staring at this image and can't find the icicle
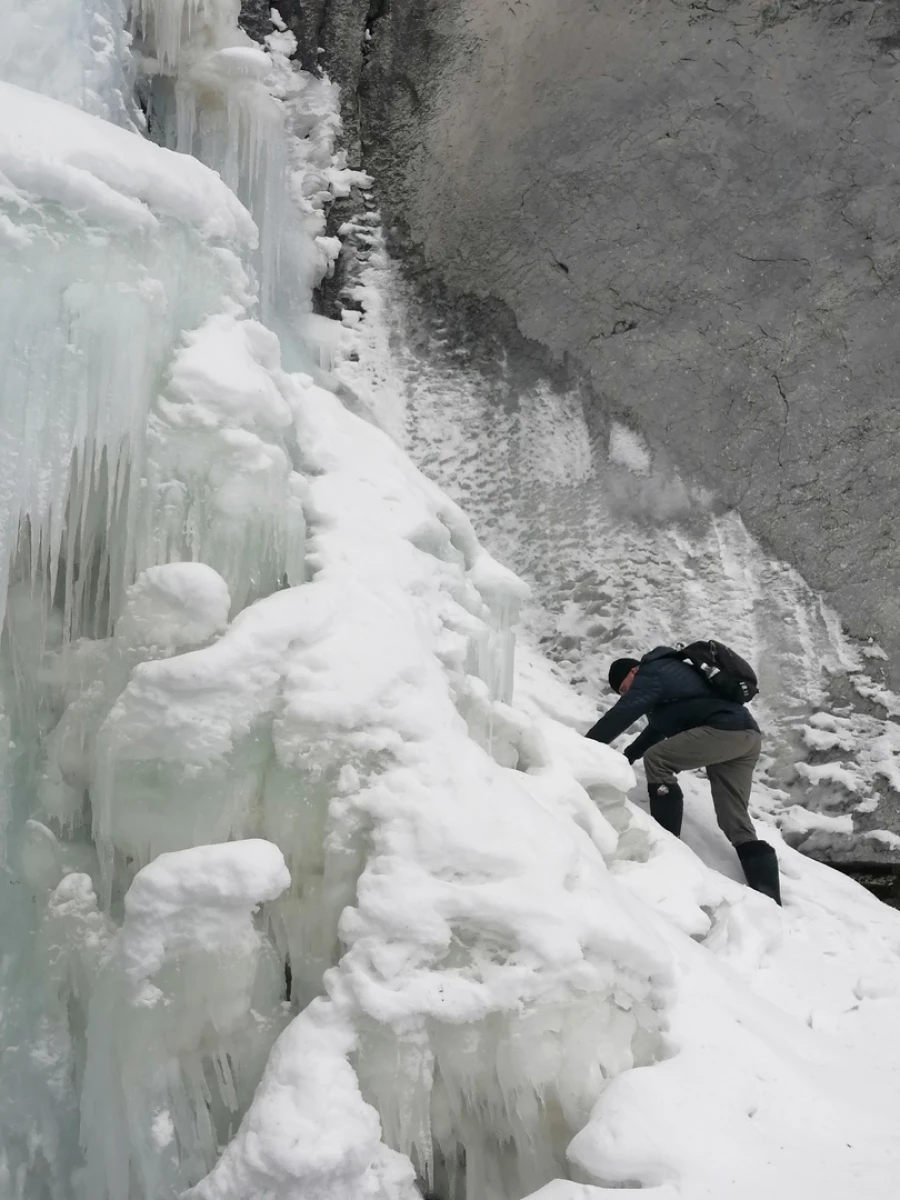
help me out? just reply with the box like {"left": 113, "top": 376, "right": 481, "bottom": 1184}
{"left": 132, "top": 0, "right": 243, "bottom": 75}
{"left": 131, "top": 0, "right": 294, "bottom": 325}
{"left": 0, "top": 79, "right": 258, "bottom": 650}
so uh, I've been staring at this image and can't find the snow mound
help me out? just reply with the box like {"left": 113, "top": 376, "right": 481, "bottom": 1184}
{"left": 114, "top": 563, "right": 231, "bottom": 653}
{"left": 0, "top": 80, "right": 255, "bottom": 241}
{"left": 75, "top": 840, "right": 290, "bottom": 1200}
{"left": 120, "top": 839, "right": 290, "bottom": 979}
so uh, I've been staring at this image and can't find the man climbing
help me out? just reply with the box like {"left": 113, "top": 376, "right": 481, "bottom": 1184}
{"left": 585, "top": 646, "right": 781, "bottom": 905}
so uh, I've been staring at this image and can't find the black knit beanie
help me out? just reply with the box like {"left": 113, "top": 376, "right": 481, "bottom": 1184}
{"left": 608, "top": 657, "right": 639, "bottom": 692}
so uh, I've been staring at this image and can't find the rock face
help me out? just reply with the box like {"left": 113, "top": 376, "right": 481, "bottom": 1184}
{"left": 296, "top": 0, "right": 900, "bottom": 675}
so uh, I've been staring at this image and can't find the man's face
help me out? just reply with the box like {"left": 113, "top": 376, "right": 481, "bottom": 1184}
{"left": 619, "top": 666, "right": 638, "bottom": 695}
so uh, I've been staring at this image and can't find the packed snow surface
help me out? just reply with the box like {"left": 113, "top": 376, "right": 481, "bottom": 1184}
{"left": 0, "top": 3, "right": 899, "bottom": 1200}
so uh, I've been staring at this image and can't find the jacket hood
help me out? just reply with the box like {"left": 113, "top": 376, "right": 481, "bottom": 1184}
{"left": 641, "top": 645, "right": 679, "bottom": 663}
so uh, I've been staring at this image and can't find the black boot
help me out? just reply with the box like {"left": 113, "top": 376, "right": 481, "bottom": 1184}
{"left": 648, "top": 781, "right": 683, "bottom": 837}
{"left": 736, "top": 840, "right": 782, "bottom": 906}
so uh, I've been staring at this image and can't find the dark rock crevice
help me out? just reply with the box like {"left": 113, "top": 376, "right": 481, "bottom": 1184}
{"left": 818, "top": 860, "right": 900, "bottom": 908}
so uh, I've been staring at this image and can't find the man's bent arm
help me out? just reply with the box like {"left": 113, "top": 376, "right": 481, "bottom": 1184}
{"left": 585, "top": 670, "right": 662, "bottom": 745}
{"left": 622, "top": 725, "right": 663, "bottom": 763}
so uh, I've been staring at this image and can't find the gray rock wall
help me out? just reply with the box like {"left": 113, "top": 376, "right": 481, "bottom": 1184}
{"left": 314, "top": 0, "right": 900, "bottom": 672}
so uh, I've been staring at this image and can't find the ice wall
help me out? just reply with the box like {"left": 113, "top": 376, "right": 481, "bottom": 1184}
{"left": 0, "top": 0, "right": 138, "bottom": 124}
{"left": 0, "top": 68, "right": 293, "bottom": 1193}
{"left": 0, "top": 39, "right": 672, "bottom": 1199}
{"left": 0, "top": 81, "right": 259, "bottom": 644}
{"left": 140, "top": 369, "right": 669, "bottom": 1200}
{"left": 129, "top": 0, "right": 355, "bottom": 332}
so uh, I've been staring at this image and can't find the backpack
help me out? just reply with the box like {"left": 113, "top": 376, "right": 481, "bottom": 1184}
{"left": 670, "top": 640, "right": 759, "bottom": 704}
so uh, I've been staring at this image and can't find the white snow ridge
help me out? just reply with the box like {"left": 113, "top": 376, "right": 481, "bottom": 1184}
{"left": 1, "top": 3, "right": 900, "bottom": 1200}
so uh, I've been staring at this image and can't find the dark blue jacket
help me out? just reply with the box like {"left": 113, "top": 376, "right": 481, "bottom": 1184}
{"left": 585, "top": 645, "right": 760, "bottom": 762}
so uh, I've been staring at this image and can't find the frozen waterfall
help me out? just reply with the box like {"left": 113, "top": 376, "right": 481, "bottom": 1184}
{"left": 1, "top": 3, "right": 900, "bottom": 1200}
{"left": 0, "top": 7, "right": 663, "bottom": 1196}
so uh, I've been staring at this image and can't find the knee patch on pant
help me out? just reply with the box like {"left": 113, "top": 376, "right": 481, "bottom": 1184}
{"left": 648, "top": 781, "right": 683, "bottom": 838}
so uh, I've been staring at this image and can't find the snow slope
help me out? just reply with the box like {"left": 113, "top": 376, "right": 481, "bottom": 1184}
{"left": 336, "top": 226, "right": 900, "bottom": 860}
{"left": 0, "top": 4, "right": 899, "bottom": 1200}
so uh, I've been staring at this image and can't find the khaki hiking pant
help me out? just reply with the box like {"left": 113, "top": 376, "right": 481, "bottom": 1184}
{"left": 643, "top": 725, "right": 761, "bottom": 846}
